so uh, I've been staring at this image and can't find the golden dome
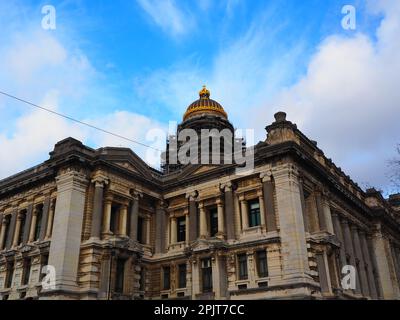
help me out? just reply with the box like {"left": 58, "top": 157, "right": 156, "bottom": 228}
{"left": 183, "top": 86, "right": 228, "bottom": 121}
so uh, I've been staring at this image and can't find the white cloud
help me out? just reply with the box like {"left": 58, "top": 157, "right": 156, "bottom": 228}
{"left": 136, "top": 0, "right": 194, "bottom": 37}
{"left": 254, "top": 0, "right": 400, "bottom": 192}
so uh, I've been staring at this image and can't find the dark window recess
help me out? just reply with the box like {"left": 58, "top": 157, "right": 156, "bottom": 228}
{"left": 5, "top": 262, "right": 14, "bottom": 288}
{"left": 177, "top": 292, "right": 185, "bottom": 297}
{"left": 163, "top": 266, "right": 171, "bottom": 290}
{"left": 18, "top": 211, "right": 26, "bottom": 245}
{"left": 110, "top": 205, "right": 119, "bottom": 234}
{"left": 34, "top": 205, "right": 43, "bottom": 241}
{"left": 238, "top": 254, "right": 248, "bottom": 280}
{"left": 258, "top": 281, "right": 269, "bottom": 288}
{"left": 209, "top": 207, "right": 218, "bottom": 237}
{"left": 238, "top": 284, "right": 247, "bottom": 290}
{"left": 161, "top": 294, "right": 169, "bottom": 299}
{"left": 177, "top": 217, "right": 186, "bottom": 242}
{"left": 139, "top": 268, "right": 145, "bottom": 291}
{"left": 115, "top": 259, "right": 125, "bottom": 293}
{"left": 248, "top": 200, "right": 261, "bottom": 227}
{"left": 178, "top": 264, "right": 187, "bottom": 288}
{"left": 256, "top": 251, "right": 268, "bottom": 278}
{"left": 201, "top": 259, "right": 213, "bottom": 293}
{"left": 22, "top": 258, "right": 31, "bottom": 285}
{"left": 137, "top": 217, "right": 144, "bottom": 243}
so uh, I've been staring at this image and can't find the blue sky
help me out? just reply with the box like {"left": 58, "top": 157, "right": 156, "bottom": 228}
{"left": 0, "top": 0, "right": 399, "bottom": 194}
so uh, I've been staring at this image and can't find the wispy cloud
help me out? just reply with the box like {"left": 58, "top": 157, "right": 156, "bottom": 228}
{"left": 136, "top": 0, "right": 195, "bottom": 37}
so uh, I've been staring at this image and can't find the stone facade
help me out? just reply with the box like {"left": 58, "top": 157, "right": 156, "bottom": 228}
{"left": 0, "top": 90, "right": 400, "bottom": 300}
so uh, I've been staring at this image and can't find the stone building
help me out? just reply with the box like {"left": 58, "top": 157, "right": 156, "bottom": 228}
{"left": 0, "top": 87, "right": 400, "bottom": 300}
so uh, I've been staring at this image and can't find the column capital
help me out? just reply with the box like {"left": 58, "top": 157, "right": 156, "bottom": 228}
{"left": 198, "top": 202, "right": 205, "bottom": 210}
{"left": 220, "top": 182, "right": 233, "bottom": 192}
{"left": 156, "top": 199, "right": 168, "bottom": 210}
{"left": 271, "top": 163, "right": 299, "bottom": 182}
{"left": 216, "top": 198, "right": 224, "bottom": 206}
{"left": 238, "top": 194, "right": 246, "bottom": 202}
{"left": 185, "top": 191, "right": 198, "bottom": 201}
{"left": 260, "top": 171, "right": 273, "bottom": 183}
{"left": 17, "top": 211, "right": 25, "bottom": 220}
{"left": 91, "top": 176, "right": 109, "bottom": 188}
{"left": 131, "top": 190, "right": 143, "bottom": 201}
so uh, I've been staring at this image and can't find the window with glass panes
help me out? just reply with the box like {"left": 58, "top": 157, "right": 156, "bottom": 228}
{"left": 34, "top": 205, "right": 43, "bottom": 241}
{"left": 22, "top": 258, "right": 31, "bottom": 285}
{"left": 256, "top": 250, "right": 268, "bottom": 278}
{"left": 163, "top": 266, "right": 171, "bottom": 290}
{"left": 237, "top": 254, "right": 248, "bottom": 280}
{"left": 209, "top": 207, "right": 218, "bottom": 237}
{"left": 177, "top": 216, "right": 186, "bottom": 242}
{"left": 178, "top": 264, "right": 187, "bottom": 288}
{"left": 248, "top": 199, "right": 261, "bottom": 227}
{"left": 115, "top": 259, "right": 125, "bottom": 293}
{"left": 201, "top": 259, "right": 212, "bottom": 293}
{"left": 18, "top": 211, "right": 26, "bottom": 245}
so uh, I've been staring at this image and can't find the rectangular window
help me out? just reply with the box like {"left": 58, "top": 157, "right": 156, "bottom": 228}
{"left": 177, "top": 217, "right": 186, "bottom": 242}
{"left": 110, "top": 205, "right": 119, "bottom": 234}
{"left": 178, "top": 264, "right": 187, "bottom": 288}
{"left": 137, "top": 216, "right": 144, "bottom": 244}
{"left": 248, "top": 200, "right": 261, "bottom": 227}
{"left": 115, "top": 258, "right": 125, "bottom": 294}
{"left": 34, "top": 205, "right": 43, "bottom": 241}
{"left": 22, "top": 258, "right": 31, "bottom": 286}
{"left": 238, "top": 254, "right": 248, "bottom": 280}
{"left": 256, "top": 250, "right": 268, "bottom": 278}
{"left": 163, "top": 266, "right": 171, "bottom": 290}
{"left": 5, "top": 262, "right": 14, "bottom": 288}
{"left": 201, "top": 259, "right": 213, "bottom": 293}
{"left": 18, "top": 211, "right": 27, "bottom": 245}
{"left": 209, "top": 207, "right": 218, "bottom": 237}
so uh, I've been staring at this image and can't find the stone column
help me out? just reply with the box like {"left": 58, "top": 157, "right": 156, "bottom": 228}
{"left": 222, "top": 183, "right": 235, "bottom": 240}
{"left": 186, "top": 192, "right": 198, "bottom": 242}
{"left": 315, "top": 190, "right": 327, "bottom": 232}
{"left": 185, "top": 212, "right": 189, "bottom": 244}
{"left": 322, "top": 192, "right": 334, "bottom": 234}
{"left": 29, "top": 207, "right": 38, "bottom": 242}
{"left": 155, "top": 201, "right": 167, "bottom": 254}
{"left": 12, "top": 212, "right": 24, "bottom": 247}
{"left": 45, "top": 200, "right": 56, "bottom": 239}
{"left": 129, "top": 192, "right": 140, "bottom": 241}
{"left": 39, "top": 198, "right": 50, "bottom": 241}
{"left": 119, "top": 204, "right": 128, "bottom": 237}
{"left": 171, "top": 216, "right": 177, "bottom": 244}
{"left": 91, "top": 177, "right": 108, "bottom": 239}
{"left": 257, "top": 191, "right": 266, "bottom": 227}
{"left": 239, "top": 197, "right": 249, "bottom": 230}
{"left": 146, "top": 217, "right": 151, "bottom": 245}
{"left": 351, "top": 226, "right": 370, "bottom": 297}
{"left": 216, "top": 199, "right": 225, "bottom": 239}
{"left": 341, "top": 219, "right": 361, "bottom": 295}
{"left": 5, "top": 211, "right": 17, "bottom": 250}
{"left": 298, "top": 177, "right": 309, "bottom": 233}
{"left": 260, "top": 172, "right": 277, "bottom": 232}
{"left": 370, "top": 225, "right": 397, "bottom": 299}
{"left": 0, "top": 214, "right": 6, "bottom": 249}
{"left": 22, "top": 205, "right": 33, "bottom": 244}
{"left": 199, "top": 202, "right": 207, "bottom": 239}
{"left": 272, "top": 164, "right": 310, "bottom": 281}
{"left": 102, "top": 198, "right": 113, "bottom": 237}
{"left": 359, "top": 231, "right": 378, "bottom": 299}
{"left": 46, "top": 168, "right": 89, "bottom": 295}
{"left": 316, "top": 252, "right": 331, "bottom": 294}
{"left": 331, "top": 212, "right": 347, "bottom": 268}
